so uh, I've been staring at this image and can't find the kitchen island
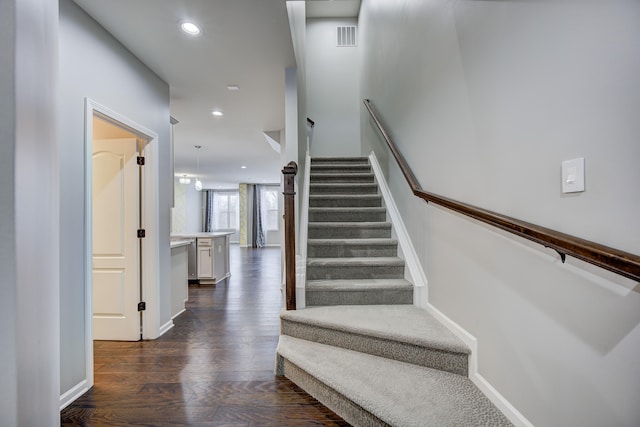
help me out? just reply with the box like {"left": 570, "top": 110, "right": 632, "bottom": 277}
{"left": 170, "top": 239, "right": 193, "bottom": 318}
{"left": 171, "top": 232, "right": 233, "bottom": 285}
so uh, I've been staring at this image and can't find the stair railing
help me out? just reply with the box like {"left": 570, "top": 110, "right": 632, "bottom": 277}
{"left": 282, "top": 161, "right": 298, "bottom": 310}
{"left": 363, "top": 99, "right": 640, "bottom": 283}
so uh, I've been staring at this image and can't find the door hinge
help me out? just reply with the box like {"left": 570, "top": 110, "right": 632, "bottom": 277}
{"left": 138, "top": 301, "right": 146, "bottom": 311}
{"left": 137, "top": 229, "right": 146, "bottom": 238}
{"left": 137, "top": 156, "right": 145, "bottom": 166}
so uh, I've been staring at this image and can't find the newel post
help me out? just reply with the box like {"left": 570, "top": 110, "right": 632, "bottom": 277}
{"left": 282, "top": 161, "right": 298, "bottom": 310}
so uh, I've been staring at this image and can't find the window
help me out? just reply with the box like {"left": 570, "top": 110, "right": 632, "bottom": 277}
{"left": 263, "top": 189, "right": 279, "bottom": 231}
{"left": 214, "top": 191, "right": 239, "bottom": 231}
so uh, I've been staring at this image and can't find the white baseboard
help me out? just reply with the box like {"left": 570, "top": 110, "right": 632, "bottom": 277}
{"left": 158, "top": 320, "right": 174, "bottom": 337}
{"left": 425, "top": 303, "right": 478, "bottom": 373}
{"left": 60, "top": 379, "right": 89, "bottom": 410}
{"left": 425, "top": 303, "right": 533, "bottom": 427}
{"left": 214, "top": 272, "right": 231, "bottom": 284}
{"left": 171, "top": 308, "right": 186, "bottom": 320}
{"left": 368, "top": 151, "right": 428, "bottom": 308}
{"left": 472, "top": 372, "right": 535, "bottom": 427}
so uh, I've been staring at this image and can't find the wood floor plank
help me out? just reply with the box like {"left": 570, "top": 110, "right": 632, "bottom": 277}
{"left": 61, "top": 246, "right": 349, "bottom": 426}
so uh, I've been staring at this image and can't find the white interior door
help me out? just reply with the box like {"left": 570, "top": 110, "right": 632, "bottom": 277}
{"left": 92, "top": 138, "right": 140, "bottom": 341}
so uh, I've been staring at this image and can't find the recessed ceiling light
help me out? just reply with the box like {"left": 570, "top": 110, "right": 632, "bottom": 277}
{"left": 241, "top": 165, "right": 247, "bottom": 169}
{"left": 181, "top": 22, "right": 200, "bottom": 36}
{"left": 212, "top": 110, "right": 223, "bottom": 116}
{"left": 227, "top": 85, "right": 240, "bottom": 91}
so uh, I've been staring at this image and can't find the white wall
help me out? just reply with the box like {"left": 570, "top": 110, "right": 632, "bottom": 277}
{"left": 186, "top": 184, "right": 204, "bottom": 233}
{"left": 285, "top": 0, "right": 308, "bottom": 173}
{"left": 284, "top": 66, "right": 301, "bottom": 246}
{"left": 59, "top": 0, "right": 171, "bottom": 398}
{"left": 0, "top": 0, "right": 60, "bottom": 425}
{"left": 172, "top": 179, "right": 203, "bottom": 233}
{"left": 359, "top": 1, "right": 640, "bottom": 426}
{"left": 307, "top": 18, "right": 360, "bottom": 157}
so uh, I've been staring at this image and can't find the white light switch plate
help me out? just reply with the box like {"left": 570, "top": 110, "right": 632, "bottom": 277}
{"left": 562, "top": 157, "right": 585, "bottom": 193}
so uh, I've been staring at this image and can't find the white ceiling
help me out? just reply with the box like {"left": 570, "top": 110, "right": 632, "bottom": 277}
{"left": 72, "top": 0, "right": 360, "bottom": 188}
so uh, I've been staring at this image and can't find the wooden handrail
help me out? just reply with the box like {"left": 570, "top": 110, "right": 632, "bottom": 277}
{"left": 364, "top": 99, "right": 640, "bottom": 283}
{"left": 282, "top": 161, "right": 298, "bottom": 310}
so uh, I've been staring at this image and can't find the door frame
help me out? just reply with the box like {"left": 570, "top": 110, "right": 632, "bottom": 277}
{"left": 83, "top": 98, "right": 160, "bottom": 388}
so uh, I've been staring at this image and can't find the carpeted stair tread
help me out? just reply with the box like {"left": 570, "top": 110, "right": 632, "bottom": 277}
{"left": 310, "top": 173, "right": 375, "bottom": 183}
{"left": 281, "top": 305, "right": 469, "bottom": 355}
{"left": 309, "top": 221, "right": 391, "bottom": 228}
{"left": 308, "top": 238, "right": 398, "bottom": 246}
{"left": 308, "top": 238, "right": 398, "bottom": 258}
{"left": 308, "top": 222, "right": 392, "bottom": 239}
{"left": 309, "top": 183, "right": 379, "bottom": 194}
{"left": 309, "top": 206, "right": 386, "bottom": 213}
{"left": 311, "top": 157, "right": 369, "bottom": 163}
{"left": 309, "top": 207, "right": 387, "bottom": 222}
{"left": 307, "top": 257, "right": 405, "bottom": 267}
{"left": 306, "top": 279, "right": 413, "bottom": 305}
{"left": 311, "top": 172, "right": 374, "bottom": 177}
{"left": 306, "top": 278, "right": 413, "bottom": 291}
{"left": 306, "top": 258, "right": 405, "bottom": 280}
{"left": 310, "top": 194, "right": 382, "bottom": 207}
{"left": 281, "top": 304, "right": 468, "bottom": 374}
{"left": 311, "top": 161, "right": 370, "bottom": 169}
{"left": 311, "top": 164, "right": 372, "bottom": 171}
{"left": 277, "top": 336, "right": 513, "bottom": 427}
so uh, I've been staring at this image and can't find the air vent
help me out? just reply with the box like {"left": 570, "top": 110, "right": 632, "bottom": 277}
{"left": 336, "top": 26, "right": 357, "bottom": 47}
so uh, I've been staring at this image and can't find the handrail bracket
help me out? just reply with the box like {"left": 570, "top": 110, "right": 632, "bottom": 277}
{"left": 546, "top": 247, "right": 567, "bottom": 263}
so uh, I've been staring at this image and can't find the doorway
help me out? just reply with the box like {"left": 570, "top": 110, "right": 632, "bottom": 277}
{"left": 84, "top": 99, "right": 160, "bottom": 388}
{"left": 92, "top": 126, "right": 141, "bottom": 341}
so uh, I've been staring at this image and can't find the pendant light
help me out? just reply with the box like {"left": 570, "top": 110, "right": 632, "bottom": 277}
{"left": 179, "top": 175, "right": 191, "bottom": 184}
{"left": 194, "top": 145, "right": 203, "bottom": 191}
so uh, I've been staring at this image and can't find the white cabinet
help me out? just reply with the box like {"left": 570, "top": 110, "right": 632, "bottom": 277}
{"left": 196, "top": 238, "right": 213, "bottom": 279}
{"left": 171, "top": 233, "right": 232, "bottom": 285}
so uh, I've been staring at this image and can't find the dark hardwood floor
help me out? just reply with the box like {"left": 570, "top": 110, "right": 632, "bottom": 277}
{"left": 61, "top": 246, "right": 349, "bottom": 426}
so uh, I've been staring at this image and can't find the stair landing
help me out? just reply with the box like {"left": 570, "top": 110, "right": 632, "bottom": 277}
{"left": 281, "top": 304, "right": 469, "bottom": 375}
{"left": 277, "top": 335, "right": 512, "bottom": 427}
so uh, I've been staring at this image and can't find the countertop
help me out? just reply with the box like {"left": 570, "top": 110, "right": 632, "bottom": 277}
{"left": 170, "top": 239, "right": 194, "bottom": 249}
{"left": 171, "top": 232, "right": 234, "bottom": 239}
{"left": 170, "top": 232, "right": 234, "bottom": 248}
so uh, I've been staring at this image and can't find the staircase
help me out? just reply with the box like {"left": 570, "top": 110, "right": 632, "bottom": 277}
{"left": 277, "top": 157, "right": 512, "bottom": 426}
{"left": 306, "top": 157, "right": 413, "bottom": 306}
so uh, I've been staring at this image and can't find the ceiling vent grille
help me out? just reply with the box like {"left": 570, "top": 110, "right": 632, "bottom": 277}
{"left": 336, "top": 26, "right": 357, "bottom": 47}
